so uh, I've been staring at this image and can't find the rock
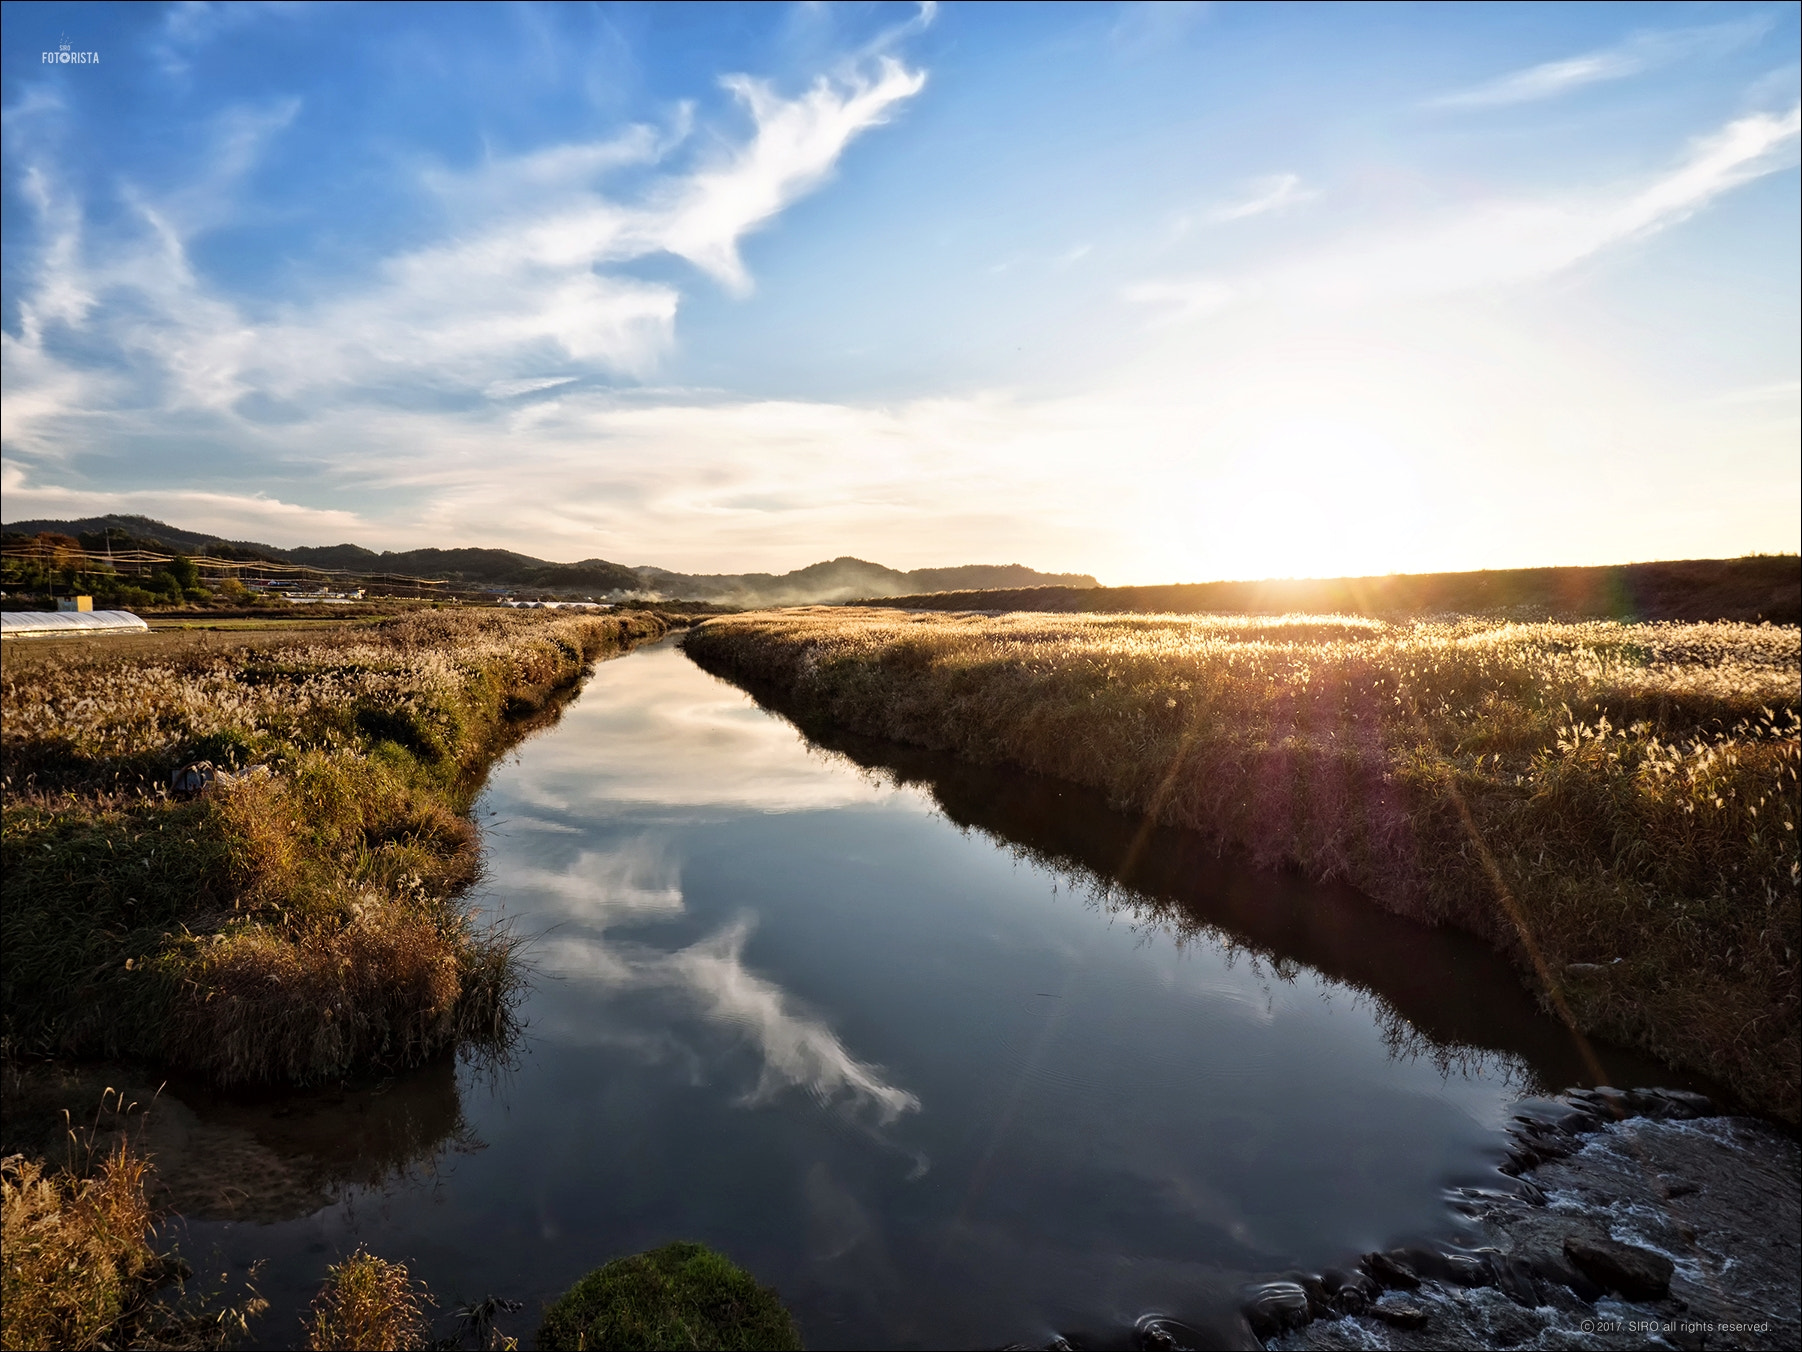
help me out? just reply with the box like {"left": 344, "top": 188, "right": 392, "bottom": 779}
{"left": 1562, "top": 1235, "right": 1673, "bottom": 1301}
{"left": 1524, "top": 1247, "right": 1603, "bottom": 1304}
{"left": 1487, "top": 1253, "right": 1543, "bottom": 1308}
{"left": 1295, "top": 1273, "right": 1335, "bottom": 1320}
{"left": 1626, "top": 1088, "right": 1715, "bottom": 1121}
{"left": 1434, "top": 1251, "right": 1495, "bottom": 1288}
{"left": 1360, "top": 1250, "right": 1420, "bottom": 1291}
{"left": 169, "top": 760, "right": 217, "bottom": 795}
{"left": 1138, "top": 1321, "right": 1181, "bottom": 1351}
{"left": 1566, "top": 1086, "right": 1634, "bottom": 1121}
{"left": 1241, "top": 1281, "right": 1312, "bottom": 1339}
{"left": 1370, "top": 1301, "right": 1429, "bottom": 1329}
{"left": 1320, "top": 1268, "right": 1379, "bottom": 1315}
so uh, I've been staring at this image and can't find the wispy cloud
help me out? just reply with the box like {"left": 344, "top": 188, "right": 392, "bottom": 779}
{"left": 0, "top": 55, "right": 926, "bottom": 449}
{"left": 1109, "top": 1, "right": 1211, "bottom": 57}
{"left": 152, "top": 1, "right": 298, "bottom": 78}
{"left": 1429, "top": 18, "right": 1775, "bottom": 108}
{"left": 0, "top": 469, "right": 372, "bottom": 542}
{"left": 658, "top": 59, "right": 926, "bottom": 293}
{"left": 519, "top": 842, "right": 919, "bottom": 1125}
{"left": 1208, "top": 172, "right": 1316, "bottom": 223}
{"left": 1130, "top": 103, "right": 1802, "bottom": 315}
{"left": 484, "top": 376, "right": 580, "bottom": 401}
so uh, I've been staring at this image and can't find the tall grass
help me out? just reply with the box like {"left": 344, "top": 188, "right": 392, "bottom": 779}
{"left": 1, "top": 1133, "right": 268, "bottom": 1351}
{"left": 305, "top": 1249, "right": 433, "bottom": 1352}
{"left": 2, "top": 1144, "right": 158, "bottom": 1350}
{"left": 2, "top": 610, "right": 670, "bottom": 1083}
{"left": 685, "top": 608, "right": 1801, "bottom": 1120}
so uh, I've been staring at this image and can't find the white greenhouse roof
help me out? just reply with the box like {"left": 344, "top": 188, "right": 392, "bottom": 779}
{"left": 1, "top": 609, "right": 151, "bottom": 637}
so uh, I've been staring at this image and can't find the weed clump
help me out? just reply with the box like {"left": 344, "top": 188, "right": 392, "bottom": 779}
{"left": 686, "top": 609, "right": 1801, "bottom": 1120}
{"left": 1, "top": 1144, "right": 157, "bottom": 1350}
{"left": 305, "top": 1247, "right": 433, "bottom": 1351}
{"left": 0, "top": 1134, "right": 266, "bottom": 1351}
{"left": 538, "top": 1242, "right": 802, "bottom": 1351}
{"left": 1, "top": 610, "right": 669, "bottom": 1083}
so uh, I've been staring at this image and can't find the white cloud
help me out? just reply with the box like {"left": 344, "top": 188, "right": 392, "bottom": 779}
{"left": 1209, "top": 172, "right": 1316, "bottom": 222}
{"left": 152, "top": 1, "right": 299, "bottom": 78}
{"left": 484, "top": 376, "right": 580, "bottom": 400}
{"left": 0, "top": 56, "right": 926, "bottom": 446}
{"left": 656, "top": 59, "right": 926, "bottom": 293}
{"left": 515, "top": 838, "right": 919, "bottom": 1125}
{"left": 1431, "top": 51, "right": 1643, "bottom": 108}
{"left": 0, "top": 471, "right": 371, "bottom": 541}
{"left": 1130, "top": 104, "right": 1802, "bottom": 315}
{"left": 1429, "top": 19, "right": 1775, "bottom": 109}
{"left": 1110, "top": 1, "right": 1212, "bottom": 57}
{"left": 670, "top": 919, "right": 920, "bottom": 1120}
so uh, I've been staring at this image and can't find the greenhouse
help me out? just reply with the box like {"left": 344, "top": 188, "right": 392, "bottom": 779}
{"left": 0, "top": 609, "right": 151, "bottom": 638}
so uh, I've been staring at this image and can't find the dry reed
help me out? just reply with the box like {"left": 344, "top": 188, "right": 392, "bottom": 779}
{"left": 304, "top": 1248, "right": 434, "bottom": 1352}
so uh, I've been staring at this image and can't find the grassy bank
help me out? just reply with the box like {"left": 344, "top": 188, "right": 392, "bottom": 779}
{"left": 684, "top": 609, "right": 1801, "bottom": 1120}
{"left": 2, "top": 609, "right": 669, "bottom": 1084}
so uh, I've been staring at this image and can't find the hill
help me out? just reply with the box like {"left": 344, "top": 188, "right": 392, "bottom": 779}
{"left": 1, "top": 515, "right": 1094, "bottom": 604}
{"left": 863, "top": 556, "right": 1801, "bottom": 624}
{"left": 637, "top": 558, "right": 1100, "bottom": 607}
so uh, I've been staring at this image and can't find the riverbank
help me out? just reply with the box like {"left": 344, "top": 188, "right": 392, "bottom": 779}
{"left": 682, "top": 609, "right": 1800, "bottom": 1121}
{"left": 1, "top": 609, "right": 672, "bottom": 1085}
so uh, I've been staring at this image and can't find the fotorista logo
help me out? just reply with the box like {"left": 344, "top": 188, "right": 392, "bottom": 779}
{"left": 43, "top": 33, "right": 99, "bottom": 65}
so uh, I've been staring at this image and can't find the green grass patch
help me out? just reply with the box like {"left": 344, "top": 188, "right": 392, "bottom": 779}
{"left": 538, "top": 1243, "right": 802, "bottom": 1351}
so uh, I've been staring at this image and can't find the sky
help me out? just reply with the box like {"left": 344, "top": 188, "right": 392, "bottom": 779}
{"left": 2, "top": 1, "right": 1797, "bottom": 582}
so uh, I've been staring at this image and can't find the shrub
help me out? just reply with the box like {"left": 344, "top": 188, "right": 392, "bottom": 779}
{"left": 538, "top": 1243, "right": 802, "bottom": 1351}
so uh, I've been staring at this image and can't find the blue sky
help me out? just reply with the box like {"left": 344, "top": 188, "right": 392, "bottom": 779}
{"left": 3, "top": 1, "right": 1797, "bottom": 580}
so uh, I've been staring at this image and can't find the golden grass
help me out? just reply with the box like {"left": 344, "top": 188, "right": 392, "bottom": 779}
{"left": 305, "top": 1248, "right": 433, "bottom": 1352}
{"left": 685, "top": 608, "right": 1801, "bottom": 1120}
{"left": 2, "top": 610, "right": 671, "bottom": 1083}
{"left": 1, "top": 1144, "right": 157, "bottom": 1351}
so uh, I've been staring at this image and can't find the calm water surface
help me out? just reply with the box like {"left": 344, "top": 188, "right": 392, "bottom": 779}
{"left": 183, "top": 638, "right": 1696, "bottom": 1348}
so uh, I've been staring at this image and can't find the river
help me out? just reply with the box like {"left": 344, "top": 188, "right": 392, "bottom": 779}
{"left": 167, "top": 636, "right": 1705, "bottom": 1348}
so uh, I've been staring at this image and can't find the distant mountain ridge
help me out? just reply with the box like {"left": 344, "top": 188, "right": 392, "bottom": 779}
{"left": 2, "top": 514, "right": 1099, "bottom": 604}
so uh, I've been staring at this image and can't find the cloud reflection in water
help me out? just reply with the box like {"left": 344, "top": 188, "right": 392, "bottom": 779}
{"left": 523, "top": 837, "right": 920, "bottom": 1129}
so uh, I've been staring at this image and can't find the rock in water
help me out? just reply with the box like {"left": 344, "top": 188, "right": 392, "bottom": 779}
{"left": 1561, "top": 1235, "right": 1674, "bottom": 1301}
{"left": 1242, "top": 1281, "right": 1312, "bottom": 1339}
{"left": 1370, "top": 1301, "right": 1429, "bottom": 1330}
{"left": 1360, "top": 1250, "right": 1421, "bottom": 1291}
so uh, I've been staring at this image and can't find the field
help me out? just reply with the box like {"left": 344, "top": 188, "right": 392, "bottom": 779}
{"left": 866, "top": 555, "right": 1801, "bottom": 625}
{"left": 685, "top": 608, "right": 1802, "bottom": 1120}
{"left": 1, "top": 609, "right": 670, "bottom": 1085}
